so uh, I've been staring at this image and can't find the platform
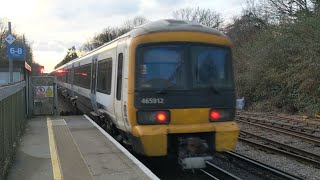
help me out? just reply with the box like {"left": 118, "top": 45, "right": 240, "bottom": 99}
{"left": 7, "top": 115, "right": 159, "bottom": 180}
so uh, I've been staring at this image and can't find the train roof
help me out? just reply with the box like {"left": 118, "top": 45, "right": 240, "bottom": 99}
{"left": 128, "top": 19, "right": 226, "bottom": 38}
{"left": 55, "top": 19, "right": 227, "bottom": 71}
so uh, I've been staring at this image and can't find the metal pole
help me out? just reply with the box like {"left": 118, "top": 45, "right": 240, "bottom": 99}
{"left": 29, "top": 76, "right": 33, "bottom": 115}
{"left": 8, "top": 22, "right": 13, "bottom": 83}
{"left": 54, "top": 76, "right": 58, "bottom": 116}
{"left": 23, "top": 35, "right": 29, "bottom": 117}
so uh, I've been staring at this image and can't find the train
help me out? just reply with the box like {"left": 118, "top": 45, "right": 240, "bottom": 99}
{"left": 54, "top": 19, "right": 239, "bottom": 169}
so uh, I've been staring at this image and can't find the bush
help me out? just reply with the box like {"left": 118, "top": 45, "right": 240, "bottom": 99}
{"left": 233, "top": 14, "right": 320, "bottom": 114}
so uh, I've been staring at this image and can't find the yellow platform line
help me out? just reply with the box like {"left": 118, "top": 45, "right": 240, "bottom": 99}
{"left": 47, "top": 117, "right": 63, "bottom": 180}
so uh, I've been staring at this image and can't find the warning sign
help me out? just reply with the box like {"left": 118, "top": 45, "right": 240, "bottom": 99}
{"left": 45, "top": 86, "right": 53, "bottom": 97}
{"left": 36, "top": 86, "right": 46, "bottom": 97}
{"left": 36, "top": 86, "right": 54, "bottom": 97}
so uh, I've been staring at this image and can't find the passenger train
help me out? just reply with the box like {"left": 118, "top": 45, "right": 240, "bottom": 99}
{"left": 55, "top": 19, "right": 239, "bottom": 169}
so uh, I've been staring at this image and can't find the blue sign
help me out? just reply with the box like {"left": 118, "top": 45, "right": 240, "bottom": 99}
{"left": 7, "top": 45, "right": 25, "bottom": 59}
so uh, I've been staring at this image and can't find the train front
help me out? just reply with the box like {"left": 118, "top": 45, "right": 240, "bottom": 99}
{"left": 127, "top": 28, "right": 239, "bottom": 169}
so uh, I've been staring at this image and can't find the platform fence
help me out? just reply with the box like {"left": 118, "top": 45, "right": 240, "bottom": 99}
{"left": 0, "top": 81, "right": 27, "bottom": 179}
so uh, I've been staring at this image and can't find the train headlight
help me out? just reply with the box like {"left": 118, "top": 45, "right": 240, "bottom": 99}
{"left": 209, "top": 109, "right": 234, "bottom": 122}
{"left": 137, "top": 111, "right": 170, "bottom": 125}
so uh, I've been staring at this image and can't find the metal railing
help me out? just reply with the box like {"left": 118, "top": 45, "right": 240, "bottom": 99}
{"left": 0, "top": 81, "right": 27, "bottom": 179}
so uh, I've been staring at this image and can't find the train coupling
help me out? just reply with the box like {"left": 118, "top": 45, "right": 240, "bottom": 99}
{"left": 178, "top": 137, "right": 213, "bottom": 169}
{"left": 180, "top": 156, "right": 213, "bottom": 169}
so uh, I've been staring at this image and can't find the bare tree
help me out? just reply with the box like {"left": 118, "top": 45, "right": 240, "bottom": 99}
{"left": 226, "top": 1, "right": 270, "bottom": 46}
{"left": 123, "top": 16, "right": 148, "bottom": 29}
{"left": 266, "top": 0, "right": 316, "bottom": 19}
{"left": 313, "top": 0, "right": 320, "bottom": 10}
{"left": 172, "top": 7, "right": 223, "bottom": 29}
{"left": 0, "top": 20, "right": 8, "bottom": 62}
{"left": 81, "top": 16, "right": 148, "bottom": 52}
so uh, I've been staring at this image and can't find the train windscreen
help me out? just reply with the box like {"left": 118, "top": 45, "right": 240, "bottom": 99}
{"left": 135, "top": 43, "right": 234, "bottom": 92}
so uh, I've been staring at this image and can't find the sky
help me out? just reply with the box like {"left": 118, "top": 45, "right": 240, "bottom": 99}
{"left": 0, "top": 0, "right": 246, "bottom": 72}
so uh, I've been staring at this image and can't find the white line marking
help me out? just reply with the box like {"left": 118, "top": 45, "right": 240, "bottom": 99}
{"left": 63, "top": 119, "right": 95, "bottom": 179}
{"left": 83, "top": 115, "right": 160, "bottom": 180}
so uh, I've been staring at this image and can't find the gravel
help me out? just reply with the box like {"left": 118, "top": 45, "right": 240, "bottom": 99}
{"left": 238, "top": 122, "right": 320, "bottom": 156}
{"left": 236, "top": 132, "right": 320, "bottom": 179}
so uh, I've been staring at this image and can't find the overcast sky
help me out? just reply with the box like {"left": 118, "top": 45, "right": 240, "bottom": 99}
{"left": 1, "top": 0, "right": 246, "bottom": 72}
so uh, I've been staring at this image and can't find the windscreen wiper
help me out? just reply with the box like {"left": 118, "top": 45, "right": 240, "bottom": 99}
{"left": 208, "top": 79, "right": 221, "bottom": 94}
{"left": 156, "top": 60, "right": 184, "bottom": 94}
{"left": 208, "top": 84, "right": 220, "bottom": 95}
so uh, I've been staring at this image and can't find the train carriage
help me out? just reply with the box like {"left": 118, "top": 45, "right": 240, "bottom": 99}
{"left": 55, "top": 19, "right": 239, "bottom": 169}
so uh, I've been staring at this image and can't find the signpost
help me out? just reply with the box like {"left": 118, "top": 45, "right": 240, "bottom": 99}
{"left": 7, "top": 22, "right": 13, "bottom": 83}
{"left": 4, "top": 22, "right": 25, "bottom": 83}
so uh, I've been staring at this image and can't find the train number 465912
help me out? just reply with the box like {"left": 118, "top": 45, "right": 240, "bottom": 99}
{"left": 141, "top": 98, "right": 164, "bottom": 104}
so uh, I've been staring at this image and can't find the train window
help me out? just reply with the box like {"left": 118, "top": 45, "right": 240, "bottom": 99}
{"left": 191, "top": 45, "right": 233, "bottom": 89}
{"left": 63, "top": 69, "right": 67, "bottom": 83}
{"left": 97, "top": 58, "right": 112, "bottom": 94}
{"left": 74, "top": 64, "right": 91, "bottom": 89}
{"left": 74, "top": 67, "right": 79, "bottom": 86}
{"left": 65, "top": 69, "right": 69, "bottom": 83}
{"left": 136, "top": 46, "right": 186, "bottom": 90}
{"left": 116, "top": 53, "right": 123, "bottom": 100}
{"left": 58, "top": 69, "right": 66, "bottom": 82}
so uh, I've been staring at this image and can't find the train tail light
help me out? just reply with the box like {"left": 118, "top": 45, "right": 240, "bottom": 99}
{"left": 210, "top": 110, "right": 221, "bottom": 121}
{"left": 209, "top": 109, "right": 235, "bottom": 122}
{"left": 137, "top": 111, "right": 170, "bottom": 125}
{"left": 155, "top": 111, "right": 168, "bottom": 123}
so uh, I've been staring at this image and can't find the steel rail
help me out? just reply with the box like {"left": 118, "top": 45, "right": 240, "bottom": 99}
{"left": 237, "top": 112, "right": 320, "bottom": 126}
{"left": 236, "top": 119, "right": 320, "bottom": 145}
{"left": 200, "top": 161, "right": 242, "bottom": 180}
{"left": 225, "top": 151, "right": 303, "bottom": 180}
{"left": 237, "top": 115, "right": 320, "bottom": 134}
{"left": 200, "top": 169, "right": 219, "bottom": 180}
{"left": 240, "top": 131, "right": 320, "bottom": 167}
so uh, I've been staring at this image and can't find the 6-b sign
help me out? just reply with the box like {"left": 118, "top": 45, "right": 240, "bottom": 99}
{"left": 7, "top": 45, "right": 25, "bottom": 59}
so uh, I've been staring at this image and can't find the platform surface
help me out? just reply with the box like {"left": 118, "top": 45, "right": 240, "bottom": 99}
{"left": 7, "top": 115, "right": 158, "bottom": 180}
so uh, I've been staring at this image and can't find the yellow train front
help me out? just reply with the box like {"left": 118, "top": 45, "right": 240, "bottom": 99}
{"left": 125, "top": 19, "right": 239, "bottom": 168}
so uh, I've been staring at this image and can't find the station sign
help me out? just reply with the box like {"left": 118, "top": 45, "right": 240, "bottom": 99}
{"left": 7, "top": 45, "right": 25, "bottom": 59}
{"left": 25, "top": 62, "right": 32, "bottom": 72}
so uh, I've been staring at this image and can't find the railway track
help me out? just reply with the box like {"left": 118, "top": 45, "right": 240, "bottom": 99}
{"left": 201, "top": 161, "right": 242, "bottom": 180}
{"left": 201, "top": 152, "right": 302, "bottom": 180}
{"left": 238, "top": 112, "right": 320, "bottom": 129}
{"left": 236, "top": 117, "right": 320, "bottom": 145}
{"left": 237, "top": 115, "right": 320, "bottom": 135}
{"left": 239, "top": 130, "right": 320, "bottom": 167}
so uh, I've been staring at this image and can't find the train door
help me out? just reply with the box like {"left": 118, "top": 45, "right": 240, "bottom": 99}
{"left": 90, "top": 58, "right": 98, "bottom": 112}
{"left": 114, "top": 42, "right": 126, "bottom": 131}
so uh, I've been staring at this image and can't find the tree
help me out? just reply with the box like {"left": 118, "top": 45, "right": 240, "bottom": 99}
{"left": 123, "top": 16, "right": 148, "bottom": 30}
{"left": 81, "top": 16, "right": 148, "bottom": 52}
{"left": 265, "top": 0, "right": 320, "bottom": 20}
{"left": 172, "top": 7, "right": 223, "bottom": 29}
{"left": 0, "top": 20, "right": 7, "bottom": 62}
{"left": 0, "top": 18, "right": 36, "bottom": 76}
{"left": 224, "top": 0, "right": 320, "bottom": 114}
{"left": 54, "top": 46, "right": 79, "bottom": 69}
